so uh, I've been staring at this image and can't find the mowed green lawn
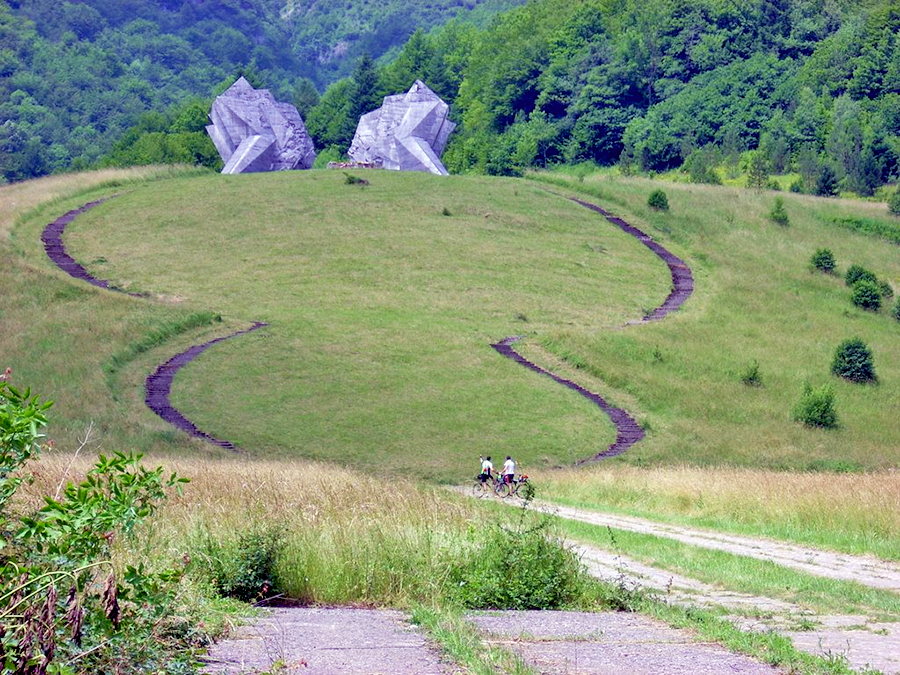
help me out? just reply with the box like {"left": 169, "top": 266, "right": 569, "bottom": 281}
{"left": 531, "top": 173, "right": 900, "bottom": 471}
{"left": 18, "top": 170, "right": 669, "bottom": 480}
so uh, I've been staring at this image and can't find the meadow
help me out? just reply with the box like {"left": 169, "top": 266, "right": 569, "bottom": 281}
{"left": 10, "top": 169, "right": 672, "bottom": 480}
{"left": 527, "top": 171, "right": 900, "bottom": 472}
{"left": 4, "top": 167, "right": 899, "bottom": 674}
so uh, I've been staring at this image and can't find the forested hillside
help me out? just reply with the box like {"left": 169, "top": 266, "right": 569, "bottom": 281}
{"left": 298, "top": 0, "right": 899, "bottom": 198}
{"left": 0, "top": 0, "right": 523, "bottom": 181}
{"left": 5, "top": 0, "right": 900, "bottom": 198}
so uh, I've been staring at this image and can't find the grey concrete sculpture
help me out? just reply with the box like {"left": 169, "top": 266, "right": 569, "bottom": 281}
{"left": 348, "top": 80, "right": 456, "bottom": 176}
{"left": 206, "top": 77, "right": 316, "bottom": 174}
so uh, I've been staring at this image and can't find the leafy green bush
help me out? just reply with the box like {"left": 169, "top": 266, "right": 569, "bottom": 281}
{"left": 792, "top": 383, "right": 838, "bottom": 428}
{"left": 647, "top": 189, "right": 669, "bottom": 211}
{"left": 789, "top": 178, "right": 805, "bottom": 193}
{"left": 879, "top": 280, "right": 894, "bottom": 299}
{"left": 893, "top": 298, "right": 900, "bottom": 321}
{"left": 888, "top": 190, "right": 900, "bottom": 216}
{"left": 452, "top": 517, "right": 583, "bottom": 610}
{"left": 845, "top": 264, "right": 878, "bottom": 287}
{"left": 831, "top": 337, "right": 876, "bottom": 383}
{"left": 851, "top": 279, "right": 882, "bottom": 311}
{"left": 829, "top": 216, "right": 900, "bottom": 245}
{"left": 769, "top": 197, "right": 789, "bottom": 226}
{"left": 810, "top": 248, "right": 836, "bottom": 273}
{"left": 0, "top": 375, "right": 192, "bottom": 673}
{"left": 194, "top": 525, "right": 283, "bottom": 603}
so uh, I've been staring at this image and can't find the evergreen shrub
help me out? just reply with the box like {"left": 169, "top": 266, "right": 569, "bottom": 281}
{"left": 769, "top": 197, "right": 789, "bottom": 226}
{"left": 851, "top": 279, "right": 882, "bottom": 311}
{"left": 889, "top": 190, "right": 900, "bottom": 216}
{"left": 831, "top": 337, "right": 876, "bottom": 383}
{"left": 810, "top": 248, "right": 835, "bottom": 273}
{"left": 793, "top": 383, "right": 837, "bottom": 428}
{"left": 647, "top": 189, "right": 669, "bottom": 211}
{"left": 845, "top": 264, "right": 878, "bottom": 287}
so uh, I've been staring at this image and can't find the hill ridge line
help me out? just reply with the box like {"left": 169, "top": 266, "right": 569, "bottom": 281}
{"left": 492, "top": 194, "right": 693, "bottom": 462}
{"left": 40, "top": 199, "right": 264, "bottom": 450}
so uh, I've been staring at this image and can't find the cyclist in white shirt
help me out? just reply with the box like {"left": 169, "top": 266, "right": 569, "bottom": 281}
{"left": 479, "top": 455, "right": 494, "bottom": 483}
{"left": 502, "top": 456, "right": 516, "bottom": 485}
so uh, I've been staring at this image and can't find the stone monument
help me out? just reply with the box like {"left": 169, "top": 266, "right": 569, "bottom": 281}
{"left": 348, "top": 80, "right": 456, "bottom": 176}
{"left": 206, "top": 77, "right": 316, "bottom": 174}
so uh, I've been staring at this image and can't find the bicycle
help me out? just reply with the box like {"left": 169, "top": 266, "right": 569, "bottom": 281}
{"left": 471, "top": 473, "right": 498, "bottom": 498}
{"left": 507, "top": 474, "right": 531, "bottom": 499}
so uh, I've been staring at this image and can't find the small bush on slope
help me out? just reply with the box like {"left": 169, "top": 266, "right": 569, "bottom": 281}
{"left": 648, "top": 189, "right": 669, "bottom": 211}
{"left": 851, "top": 279, "right": 882, "bottom": 311}
{"left": 845, "top": 264, "right": 878, "bottom": 287}
{"left": 793, "top": 383, "right": 838, "bottom": 428}
{"left": 811, "top": 248, "right": 835, "bottom": 273}
{"left": 832, "top": 338, "right": 876, "bottom": 383}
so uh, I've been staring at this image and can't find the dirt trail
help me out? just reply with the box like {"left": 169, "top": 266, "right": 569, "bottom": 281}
{"left": 491, "top": 194, "right": 694, "bottom": 462}
{"left": 41, "top": 199, "right": 264, "bottom": 450}
{"left": 570, "top": 538, "right": 900, "bottom": 674}
{"left": 144, "top": 323, "right": 267, "bottom": 449}
{"left": 539, "top": 502, "right": 900, "bottom": 593}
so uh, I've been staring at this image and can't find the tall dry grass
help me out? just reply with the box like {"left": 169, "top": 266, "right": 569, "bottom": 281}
{"left": 23, "top": 454, "right": 484, "bottom": 607}
{"left": 0, "top": 166, "right": 188, "bottom": 241}
{"left": 537, "top": 465, "right": 900, "bottom": 559}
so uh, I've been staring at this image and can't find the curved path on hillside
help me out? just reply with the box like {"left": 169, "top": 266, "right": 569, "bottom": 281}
{"left": 46, "top": 192, "right": 691, "bottom": 457}
{"left": 41, "top": 200, "right": 262, "bottom": 450}
{"left": 492, "top": 194, "right": 693, "bottom": 461}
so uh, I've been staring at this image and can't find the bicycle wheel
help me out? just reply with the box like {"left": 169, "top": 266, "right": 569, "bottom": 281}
{"left": 471, "top": 480, "right": 487, "bottom": 498}
{"left": 495, "top": 480, "right": 511, "bottom": 498}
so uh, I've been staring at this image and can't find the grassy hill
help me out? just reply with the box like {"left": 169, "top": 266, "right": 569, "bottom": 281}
{"left": 8, "top": 169, "right": 672, "bottom": 480}
{"left": 5, "top": 168, "right": 900, "bottom": 485}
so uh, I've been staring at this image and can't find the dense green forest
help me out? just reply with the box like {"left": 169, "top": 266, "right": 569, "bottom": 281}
{"left": 4, "top": 0, "right": 900, "bottom": 197}
{"left": 0, "top": 0, "right": 523, "bottom": 181}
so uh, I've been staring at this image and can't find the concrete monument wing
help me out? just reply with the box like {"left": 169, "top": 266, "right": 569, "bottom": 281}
{"left": 348, "top": 80, "right": 456, "bottom": 176}
{"left": 207, "top": 77, "right": 316, "bottom": 174}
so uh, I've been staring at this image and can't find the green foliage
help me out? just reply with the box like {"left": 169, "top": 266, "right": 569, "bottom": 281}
{"left": 647, "top": 189, "right": 669, "bottom": 211}
{"left": 850, "top": 279, "right": 882, "bottom": 311}
{"left": 889, "top": 190, "right": 900, "bottom": 216}
{"left": 893, "top": 297, "right": 900, "bottom": 322}
{"left": 684, "top": 146, "right": 721, "bottom": 184}
{"left": 815, "top": 163, "right": 840, "bottom": 197}
{"left": 845, "top": 264, "right": 878, "bottom": 287}
{"left": 343, "top": 172, "right": 369, "bottom": 186}
{"left": 747, "top": 150, "right": 771, "bottom": 190}
{"left": 0, "top": 376, "right": 192, "bottom": 673}
{"left": 792, "top": 383, "right": 838, "bottom": 429}
{"left": 452, "top": 515, "right": 583, "bottom": 610}
{"left": 831, "top": 337, "right": 876, "bottom": 383}
{"left": 740, "top": 360, "right": 762, "bottom": 387}
{"left": 769, "top": 197, "right": 789, "bottom": 226}
{"left": 810, "top": 248, "right": 836, "bottom": 274}
{"left": 880, "top": 280, "right": 894, "bottom": 299}
{"left": 194, "top": 526, "right": 283, "bottom": 603}
{"left": 830, "top": 216, "right": 900, "bottom": 246}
